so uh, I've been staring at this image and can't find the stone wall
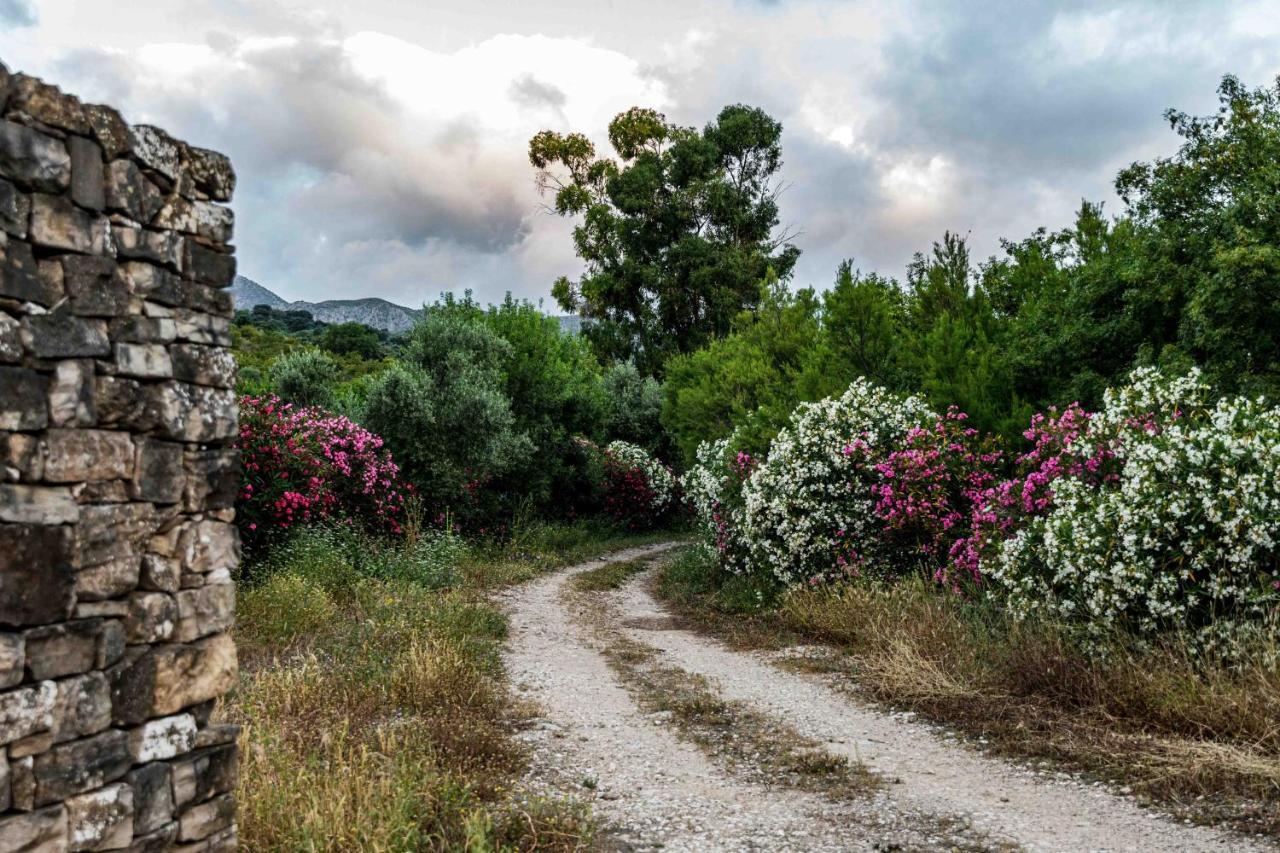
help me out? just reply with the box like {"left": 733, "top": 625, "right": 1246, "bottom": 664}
{"left": 0, "top": 63, "right": 239, "bottom": 852}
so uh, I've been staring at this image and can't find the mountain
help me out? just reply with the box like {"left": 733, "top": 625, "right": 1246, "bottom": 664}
{"left": 230, "top": 276, "right": 422, "bottom": 333}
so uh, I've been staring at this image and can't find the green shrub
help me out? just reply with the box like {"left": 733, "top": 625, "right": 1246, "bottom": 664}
{"left": 270, "top": 347, "right": 340, "bottom": 408}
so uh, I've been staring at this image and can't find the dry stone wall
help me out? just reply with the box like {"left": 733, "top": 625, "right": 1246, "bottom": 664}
{"left": 0, "top": 63, "right": 239, "bottom": 852}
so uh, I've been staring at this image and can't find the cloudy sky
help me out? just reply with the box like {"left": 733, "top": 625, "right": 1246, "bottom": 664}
{"left": 2, "top": 1, "right": 1278, "bottom": 308}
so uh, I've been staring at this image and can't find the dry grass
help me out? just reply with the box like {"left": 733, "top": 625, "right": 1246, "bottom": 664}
{"left": 570, "top": 558, "right": 653, "bottom": 592}
{"left": 658, "top": 547, "right": 1280, "bottom": 837}
{"left": 223, "top": 525, "right": 617, "bottom": 852}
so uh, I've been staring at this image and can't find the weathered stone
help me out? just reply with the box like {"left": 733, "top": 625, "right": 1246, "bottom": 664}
{"left": 0, "top": 805, "right": 68, "bottom": 852}
{"left": 66, "top": 781, "right": 133, "bottom": 852}
{"left": 0, "top": 366, "right": 48, "bottom": 430}
{"left": 169, "top": 744, "right": 236, "bottom": 811}
{"left": 33, "top": 729, "right": 131, "bottom": 805}
{"left": 48, "top": 360, "right": 96, "bottom": 428}
{"left": 106, "top": 648, "right": 154, "bottom": 727}
{"left": 0, "top": 680, "right": 56, "bottom": 744}
{"left": 73, "top": 600, "right": 128, "bottom": 619}
{"left": 0, "top": 484, "right": 78, "bottom": 525}
{"left": 0, "top": 176, "right": 29, "bottom": 236}
{"left": 172, "top": 584, "right": 233, "bottom": 645}
{"left": 129, "top": 714, "right": 194, "bottom": 763}
{"left": 122, "top": 262, "right": 230, "bottom": 314}
{"left": 170, "top": 344, "right": 234, "bottom": 389}
{"left": 74, "top": 557, "right": 140, "bottom": 603}
{"left": 124, "top": 593, "right": 176, "bottom": 645}
{"left": 84, "top": 104, "right": 133, "bottom": 161}
{"left": 105, "top": 160, "right": 164, "bottom": 223}
{"left": 0, "top": 524, "right": 75, "bottom": 627}
{"left": 191, "top": 202, "right": 232, "bottom": 244}
{"left": 129, "top": 126, "right": 185, "bottom": 185}
{"left": 63, "top": 255, "right": 134, "bottom": 317}
{"left": 185, "top": 147, "right": 234, "bottom": 202}
{"left": 126, "top": 822, "right": 177, "bottom": 853}
{"left": 2, "top": 432, "right": 43, "bottom": 480}
{"left": 8, "top": 75, "right": 90, "bottom": 135}
{"left": 43, "top": 429, "right": 134, "bottom": 483}
{"left": 182, "top": 450, "right": 238, "bottom": 512}
{"left": 150, "top": 634, "right": 236, "bottom": 715}
{"left": 138, "top": 555, "right": 179, "bottom": 595}
{"left": 75, "top": 503, "right": 156, "bottom": 568}
{"left": 113, "top": 226, "right": 183, "bottom": 271}
{"left": 127, "top": 763, "right": 172, "bottom": 837}
{"left": 131, "top": 440, "right": 184, "bottom": 505}
{"left": 97, "top": 620, "right": 125, "bottom": 670}
{"left": 10, "top": 754, "right": 36, "bottom": 811}
{"left": 51, "top": 672, "right": 111, "bottom": 744}
{"left": 0, "top": 236, "right": 56, "bottom": 304}
{"left": 23, "top": 313, "right": 110, "bottom": 358}
{"left": 176, "top": 522, "right": 238, "bottom": 574}
{"left": 23, "top": 620, "right": 102, "bottom": 680}
{"left": 29, "top": 194, "right": 108, "bottom": 254}
{"left": 191, "top": 724, "right": 238, "bottom": 750}
{"left": 9, "top": 728, "right": 55, "bottom": 759}
{"left": 93, "top": 376, "right": 159, "bottom": 432}
{"left": 0, "top": 631, "right": 24, "bottom": 688}
{"left": 114, "top": 343, "right": 172, "bottom": 379}
{"left": 0, "top": 748, "right": 8, "bottom": 811}
{"left": 108, "top": 316, "right": 175, "bottom": 345}
{"left": 170, "top": 309, "right": 230, "bottom": 346}
{"left": 175, "top": 792, "right": 233, "bottom": 843}
{"left": 0, "top": 310, "right": 21, "bottom": 362}
{"left": 182, "top": 241, "right": 235, "bottom": 288}
{"left": 0, "top": 120, "right": 70, "bottom": 191}
{"left": 68, "top": 135, "right": 105, "bottom": 211}
{"left": 154, "top": 384, "right": 238, "bottom": 444}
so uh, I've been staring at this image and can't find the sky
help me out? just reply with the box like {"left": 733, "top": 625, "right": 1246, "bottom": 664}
{"left": 2, "top": 0, "right": 1278, "bottom": 308}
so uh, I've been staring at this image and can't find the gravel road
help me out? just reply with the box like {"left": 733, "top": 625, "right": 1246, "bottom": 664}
{"left": 500, "top": 543, "right": 1271, "bottom": 852}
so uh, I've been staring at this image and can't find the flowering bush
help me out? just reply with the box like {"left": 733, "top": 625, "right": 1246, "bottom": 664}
{"left": 682, "top": 432, "right": 757, "bottom": 573}
{"left": 237, "top": 395, "right": 409, "bottom": 549}
{"left": 602, "top": 440, "right": 678, "bottom": 529}
{"left": 989, "top": 368, "right": 1280, "bottom": 651}
{"left": 739, "top": 379, "right": 934, "bottom": 585}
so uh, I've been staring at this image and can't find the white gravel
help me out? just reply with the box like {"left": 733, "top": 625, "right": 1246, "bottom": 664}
{"left": 499, "top": 543, "right": 1274, "bottom": 852}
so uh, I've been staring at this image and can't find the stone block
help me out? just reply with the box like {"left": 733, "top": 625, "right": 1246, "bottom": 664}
{"left": 8, "top": 75, "right": 90, "bottom": 135}
{"left": 138, "top": 555, "right": 179, "bottom": 595}
{"left": 0, "top": 176, "right": 29, "bottom": 236}
{"left": 43, "top": 429, "right": 134, "bottom": 482}
{"left": 66, "top": 781, "right": 133, "bottom": 851}
{"left": 0, "top": 236, "right": 56, "bottom": 303}
{"left": 0, "top": 748, "right": 8, "bottom": 811}
{"left": 0, "top": 524, "right": 75, "bottom": 627}
{"left": 106, "top": 648, "right": 154, "bottom": 727}
{"left": 170, "top": 744, "right": 236, "bottom": 810}
{"left": 172, "top": 584, "right": 233, "bottom": 644}
{"left": 182, "top": 450, "right": 238, "bottom": 512}
{"left": 191, "top": 724, "right": 237, "bottom": 750}
{"left": 48, "top": 360, "right": 97, "bottom": 428}
{"left": 150, "top": 634, "right": 236, "bottom": 715}
{"left": 84, "top": 104, "right": 133, "bottom": 161}
{"left": 170, "top": 344, "right": 235, "bottom": 389}
{"left": 128, "top": 762, "right": 173, "bottom": 837}
{"left": 74, "top": 556, "right": 140, "bottom": 603}
{"left": 0, "top": 680, "right": 56, "bottom": 744}
{"left": 105, "top": 159, "right": 164, "bottom": 223}
{"left": 129, "top": 713, "right": 195, "bottom": 763}
{"left": 182, "top": 241, "right": 235, "bottom": 288}
{"left": 23, "top": 620, "right": 102, "bottom": 680}
{"left": 113, "top": 226, "right": 183, "bottom": 272}
{"left": 153, "top": 383, "right": 238, "bottom": 444}
{"left": 170, "top": 309, "right": 229, "bottom": 346}
{"left": 177, "top": 522, "right": 238, "bottom": 574}
{"left": 10, "top": 754, "right": 35, "bottom": 811}
{"left": 97, "top": 620, "right": 125, "bottom": 670}
{"left": 23, "top": 313, "right": 110, "bottom": 358}
{"left": 131, "top": 439, "right": 184, "bottom": 504}
{"left": 0, "top": 366, "right": 48, "bottom": 430}
{"left": 129, "top": 126, "right": 184, "bottom": 185}
{"left": 94, "top": 376, "right": 159, "bottom": 432}
{"left": 51, "top": 672, "right": 111, "bottom": 744}
{"left": 175, "top": 792, "right": 233, "bottom": 843}
{"left": 33, "top": 728, "right": 131, "bottom": 805}
{"left": 29, "top": 194, "right": 109, "bottom": 254}
{"left": 0, "top": 631, "right": 24, "bottom": 688}
{"left": 0, "top": 484, "right": 79, "bottom": 524}
{"left": 75, "top": 503, "right": 156, "bottom": 568}
{"left": 124, "top": 593, "right": 176, "bottom": 645}
{"left": 68, "top": 135, "right": 105, "bottom": 211}
{"left": 114, "top": 343, "right": 172, "bottom": 379}
{"left": 2, "top": 432, "right": 43, "bottom": 480}
{"left": 126, "top": 822, "right": 177, "bottom": 853}
{"left": 0, "top": 805, "right": 68, "bottom": 852}
{"left": 0, "top": 310, "right": 21, "bottom": 362}
{"left": 63, "top": 255, "right": 134, "bottom": 317}
{"left": 186, "top": 147, "right": 234, "bottom": 202}
{"left": 109, "top": 316, "right": 176, "bottom": 345}
{"left": 0, "top": 119, "right": 70, "bottom": 191}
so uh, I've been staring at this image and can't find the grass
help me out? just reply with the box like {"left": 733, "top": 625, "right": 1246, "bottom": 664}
{"left": 656, "top": 545, "right": 1280, "bottom": 837}
{"left": 225, "top": 520, "right": 673, "bottom": 852}
{"left": 569, "top": 557, "right": 653, "bottom": 592}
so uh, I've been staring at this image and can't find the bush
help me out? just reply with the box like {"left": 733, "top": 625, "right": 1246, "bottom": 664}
{"left": 739, "top": 379, "right": 934, "bottom": 585}
{"left": 601, "top": 440, "right": 678, "bottom": 529}
{"left": 236, "top": 396, "right": 409, "bottom": 552}
{"left": 681, "top": 431, "right": 758, "bottom": 574}
{"left": 602, "top": 361, "right": 665, "bottom": 454}
{"left": 269, "top": 347, "right": 340, "bottom": 408}
{"left": 990, "top": 368, "right": 1280, "bottom": 653}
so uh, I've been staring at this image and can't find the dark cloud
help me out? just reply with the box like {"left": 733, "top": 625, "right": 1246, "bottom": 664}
{"left": 510, "top": 73, "right": 567, "bottom": 109}
{"left": 0, "top": 0, "right": 36, "bottom": 27}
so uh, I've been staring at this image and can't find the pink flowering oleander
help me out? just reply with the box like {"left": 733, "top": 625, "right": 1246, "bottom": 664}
{"left": 236, "top": 395, "right": 410, "bottom": 548}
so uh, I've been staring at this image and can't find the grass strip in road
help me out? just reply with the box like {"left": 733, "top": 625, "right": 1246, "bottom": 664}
{"left": 571, "top": 557, "right": 655, "bottom": 592}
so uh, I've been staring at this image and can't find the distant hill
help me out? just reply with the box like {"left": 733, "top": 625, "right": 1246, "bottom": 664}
{"left": 230, "top": 276, "right": 421, "bottom": 333}
{"left": 230, "top": 276, "right": 587, "bottom": 336}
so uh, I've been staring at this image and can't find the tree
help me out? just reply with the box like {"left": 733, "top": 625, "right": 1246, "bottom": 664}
{"left": 269, "top": 348, "right": 339, "bottom": 409}
{"left": 530, "top": 104, "right": 800, "bottom": 373}
{"left": 320, "top": 322, "right": 385, "bottom": 360}
{"left": 601, "top": 361, "right": 666, "bottom": 455}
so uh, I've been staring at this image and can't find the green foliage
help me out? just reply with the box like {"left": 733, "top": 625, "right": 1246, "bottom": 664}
{"left": 531, "top": 104, "right": 800, "bottom": 373}
{"left": 601, "top": 361, "right": 666, "bottom": 455}
{"left": 269, "top": 347, "right": 340, "bottom": 409}
{"left": 320, "top": 322, "right": 387, "bottom": 360}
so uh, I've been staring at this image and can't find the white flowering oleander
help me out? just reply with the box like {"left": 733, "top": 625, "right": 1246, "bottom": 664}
{"left": 605, "top": 440, "right": 678, "bottom": 515}
{"left": 682, "top": 432, "right": 755, "bottom": 573}
{"left": 737, "top": 379, "right": 934, "bottom": 585}
{"left": 990, "top": 368, "right": 1280, "bottom": 655}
